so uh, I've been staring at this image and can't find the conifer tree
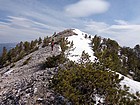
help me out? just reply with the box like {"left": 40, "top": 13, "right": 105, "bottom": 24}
{"left": 19, "top": 41, "right": 23, "bottom": 52}
{"left": 134, "top": 44, "right": 140, "bottom": 59}
{"left": 7, "top": 50, "right": 12, "bottom": 63}
{"left": 30, "top": 40, "right": 35, "bottom": 50}
{"left": 89, "top": 35, "right": 91, "bottom": 39}
{"left": 38, "top": 37, "right": 42, "bottom": 45}
{"left": 42, "top": 36, "right": 50, "bottom": 48}
{"left": 92, "top": 35, "right": 101, "bottom": 51}
{"left": 84, "top": 34, "right": 87, "bottom": 38}
{"left": 2, "top": 47, "right": 7, "bottom": 57}
{"left": 24, "top": 41, "right": 30, "bottom": 52}
{"left": 1, "top": 47, "right": 7, "bottom": 65}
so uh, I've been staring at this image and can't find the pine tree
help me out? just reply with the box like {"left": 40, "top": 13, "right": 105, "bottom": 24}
{"left": 52, "top": 59, "right": 139, "bottom": 104}
{"left": 1, "top": 47, "right": 7, "bottom": 65}
{"left": 84, "top": 34, "right": 87, "bottom": 38}
{"left": 60, "top": 38, "right": 69, "bottom": 53}
{"left": 89, "top": 35, "right": 91, "bottom": 39}
{"left": 38, "top": 37, "right": 42, "bottom": 45}
{"left": 7, "top": 50, "right": 12, "bottom": 63}
{"left": 2, "top": 47, "right": 7, "bottom": 57}
{"left": 24, "top": 41, "right": 30, "bottom": 52}
{"left": 19, "top": 41, "right": 23, "bottom": 52}
{"left": 134, "top": 44, "right": 140, "bottom": 58}
{"left": 30, "top": 40, "right": 35, "bottom": 50}
{"left": 92, "top": 35, "right": 101, "bottom": 51}
{"left": 42, "top": 37, "right": 48, "bottom": 47}
{"left": 79, "top": 51, "right": 91, "bottom": 64}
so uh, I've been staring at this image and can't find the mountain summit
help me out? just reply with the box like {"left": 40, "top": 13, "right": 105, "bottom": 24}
{"left": 0, "top": 29, "right": 140, "bottom": 104}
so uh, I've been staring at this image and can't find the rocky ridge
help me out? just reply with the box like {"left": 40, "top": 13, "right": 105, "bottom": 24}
{"left": 1, "top": 28, "right": 140, "bottom": 104}
{"left": 0, "top": 44, "right": 67, "bottom": 105}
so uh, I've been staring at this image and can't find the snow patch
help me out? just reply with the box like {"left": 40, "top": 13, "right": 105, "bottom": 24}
{"left": 94, "top": 94, "right": 104, "bottom": 105}
{"left": 118, "top": 73, "right": 140, "bottom": 94}
{"left": 67, "top": 29, "right": 96, "bottom": 62}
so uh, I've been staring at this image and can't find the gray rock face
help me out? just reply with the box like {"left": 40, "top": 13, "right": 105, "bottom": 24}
{"left": 0, "top": 45, "right": 68, "bottom": 105}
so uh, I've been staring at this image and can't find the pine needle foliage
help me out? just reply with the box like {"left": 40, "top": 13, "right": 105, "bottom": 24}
{"left": 52, "top": 60, "right": 140, "bottom": 104}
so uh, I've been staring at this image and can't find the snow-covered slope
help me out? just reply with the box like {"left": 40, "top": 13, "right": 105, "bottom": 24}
{"left": 67, "top": 29, "right": 140, "bottom": 95}
{"left": 67, "top": 29, "right": 96, "bottom": 62}
{"left": 119, "top": 73, "right": 140, "bottom": 94}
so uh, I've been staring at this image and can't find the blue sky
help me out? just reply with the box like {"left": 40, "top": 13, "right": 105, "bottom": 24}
{"left": 0, "top": 0, "right": 140, "bottom": 47}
